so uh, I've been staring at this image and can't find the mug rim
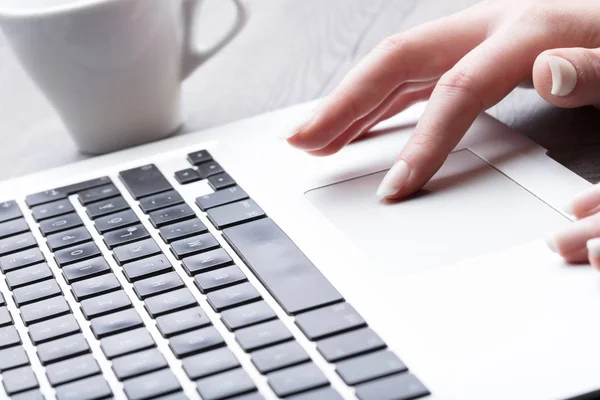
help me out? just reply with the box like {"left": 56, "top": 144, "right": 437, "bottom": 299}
{"left": 0, "top": 0, "right": 121, "bottom": 19}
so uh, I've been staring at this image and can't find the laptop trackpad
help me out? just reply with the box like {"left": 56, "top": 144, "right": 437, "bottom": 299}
{"left": 305, "top": 149, "right": 570, "bottom": 272}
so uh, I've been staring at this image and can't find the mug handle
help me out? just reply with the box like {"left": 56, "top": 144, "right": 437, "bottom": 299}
{"left": 181, "top": 0, "right": 246, "bottom": 80}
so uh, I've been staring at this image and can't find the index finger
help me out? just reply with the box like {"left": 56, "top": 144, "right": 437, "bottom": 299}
{"left": 287, "top": 4, "right": 492, "bottom": 152}
{"left": 384, "top": 31, "right": 541, "bottom": 199}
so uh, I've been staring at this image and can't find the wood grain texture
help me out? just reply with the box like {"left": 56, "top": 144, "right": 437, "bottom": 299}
{"left": 0, "top": 0, "right": 598, "bottom": 183}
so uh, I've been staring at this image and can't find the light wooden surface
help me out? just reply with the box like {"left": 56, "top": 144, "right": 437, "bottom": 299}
{"left": 1, "top": 0, "right": 599, "bottom": 183}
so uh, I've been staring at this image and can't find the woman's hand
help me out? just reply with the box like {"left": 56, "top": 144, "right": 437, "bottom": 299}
{"left": 286, "top": 0, "right": 600, "bottom": 199}
{"left": 548, "top": 185, "right": 600, "bottom": 268}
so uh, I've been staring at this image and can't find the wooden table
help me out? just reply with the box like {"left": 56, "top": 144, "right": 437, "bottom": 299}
{"left": 1, "top": 0, "right": 599, "bottom": 183}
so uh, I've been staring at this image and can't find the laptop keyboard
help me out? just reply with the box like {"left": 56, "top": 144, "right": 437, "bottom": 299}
{"left": 0, "top": 150, "right": 430, "bottom": 399}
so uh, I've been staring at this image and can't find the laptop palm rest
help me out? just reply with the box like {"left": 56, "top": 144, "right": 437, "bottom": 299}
{"left": 305, "top": 149, "right": 570, "bottom": 273}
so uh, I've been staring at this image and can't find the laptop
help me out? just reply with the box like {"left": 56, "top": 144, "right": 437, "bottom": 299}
{"left": 0, "top": 99, "right": 595, "bottom": 400}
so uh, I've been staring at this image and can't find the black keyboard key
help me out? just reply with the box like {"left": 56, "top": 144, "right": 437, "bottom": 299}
{"left": 25, "top": 177, "right": 112, "bottom": 208}
{"left": 20, "top": 297, "right": 70, "bottom": 325}
{"left": 181, "top": 247, "right": 233, "bottom": 275}
{"left": 119, "top": 164, "right": 173, "bottom": 200}
{"left": 317, "top": 328, "right": 385, "bottom": 362}
{"left": 207, "top": 199, "right": 266, "bottom": 229}
{"left": 195, "top": 265, "right": 247, "bottom": 294}
{"left": 0, "top": 326, "right": 21, "bottom": 348}
{"left": 90, "top": 308, "right": 143, "bottom": 338}
{"left": 196, "top": 186, "right": 249, "bottom": 211}
{"left": 133, "top": 272, "right": 184, "bottom": 299}
{"left": 159, "top": 218, "right": 207, "bottom": 243}
{"left": 78, "top": 184, "right": 120, "bottom": 206}
{"left": 182, "top": 347, "right": 239, "bottom": 380}
{"left": 123, "top": 369, "right": 181, "bottom": 400}
{"left": 221, "top": 301, "right": 276, "bottom": 331}
{"left": 55, "top": 242, "right": 101, "bottom": 267}
{"left": 100, "top": 327, "right": 155, "bottom": 359}
{"left": 37, "top": 334, "right": 90, "bottom": 365}
{"left": 103, "top": 224, "right": 150, "bottom": 249}
{"left": 0, "top": 248, "right": 45, "bottom": 273}
{"left": 112, "top": 348, "right": 168, "bottom": 380}
{"left": 336, "top": 351, "right": 407, "bottom": 385}
{"left": 295, "top": 303, "right": 366, "bottom": 341}
{"left": 149, "top": 203, "right": 195, "bottom": 228}
{"left": 288, "top": 388, "right": 342, "bottom": 400}
{"left": 12, "top": 390, "right": 45, "bottom": 400}
{"left": 3, "top": 366, "right": 39, "bottom": 395}
{"left": 139, "top": 190, "right": 185, "bottom": 214}
{"left": 86, "top": 196, "right": 129, "bottom": 219}
{"left": 0, "top": 218, "right": 29, "bottom": 239}
{"left": 355, "top": 373, "right": 430, "bottom": 400}
{"left": 55, "top": 375, "right": 112, "bottom": 400}
{"left": 46, "top": 227, "right": 92, "bottom": 252}
{"left": 208, "top": 173, "right": 235, "bottom": 191}
{"left": 170, "top": 233, "right": 219, "bottom": 259}
{"left": 158, "top": 393, "right": 194, "bottom": 400}
{"left": 187, "top": 150, "right": 213, "bottom": 166}
{"left": 156, "top": 307, "right": 211, "bottom": 337}
{"left": 39, "top": 213, "right": 83, "bottom": 236}
{"left": 46, "top": 354, "right": 100, "bottom": 386}
{"left": 122, "top": 254, "right": 172, "bottom": 282}
{"left": 81, "top": 290, "right": 132, "bottom": 319}
{"left": 62, "top": 257, "right": 110, "bottom": 284}
{"left": 236, "top": 320, "right": 293, "bottom": 352}
{"left": 94, "top": 209, "right": 140, "bottom": 233}
{"left": 223, "top": 218, "right": 343, "bottom": 314}
{"left": 6, "top": 263, "right": 53, "bottom": 289}
{"left": 25, "top": 190, "right": 65, "bottom": 208}
{"left": 0, "top": 232, "right": 37, "bottom": 256}
{"left": 29, "top": 314, "right": 80, "bottom": 344}
{"left": 113, "top": 238, "right": 161, "bottom": 265}
{"left": 71, "top": 273, "right": 121, "bottom": 301}
{"left": 0, "top": 307, "right": 12, "bottom": 326}
{"left": 196, "top": 368, "right": 256, "bottom": 400}
{"left": 13, "top": 279, "right": 61, "bottom": 307}
{"left": 207, "top": 282, "right": 261, "bottom": 312}
{"left": 0, "top": 200, "right": 23, "bottom": 222}
{"left": 169, "top": 326, "right": 224, "bottom": 358}
{"left": 198, "top": 161, "right": 224, "bottom": 179}
{"left": 175, "top": 168, "right": 202, "bottom": 185}
{"left": 268, "top": 363, "right": 329, "bottom": 397}
{"left": 251, "top": 341, "right": 310, "bottom": 374}
{"left": 144, "top": 287, "right": 197, "bottom": 318}
{"left": 0, "top": 346, "right": 29, "bottom": 371}
{"left": 31, "top": 199, "right": 74, "bottom": 222}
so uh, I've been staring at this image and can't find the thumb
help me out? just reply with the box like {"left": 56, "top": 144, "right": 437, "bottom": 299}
{"left": 533, "top": 47, "right": 600, "bottom": 108}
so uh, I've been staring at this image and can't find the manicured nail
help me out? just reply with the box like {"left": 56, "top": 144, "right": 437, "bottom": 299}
{"left": 279, "top": 106, "right": 319, "bottom": 140}
{"left": 545, "top": 235, "right": 558, "bottom": 253}
{"left": 563, "top": 201, "right": 575, "bottom": 216}
{"left": 376, "top": 160, "right": 410, "bottom": 198}
{"left": 547, "top": 55, "right": 577, "bottom": 97}
{"left": 587, "top": 237, "right": 600, "bottom": 258}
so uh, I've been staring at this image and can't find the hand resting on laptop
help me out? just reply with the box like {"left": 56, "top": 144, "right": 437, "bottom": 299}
{"left": 549, "top": 185, "right": 600, "bottom": 270}
{"left": 285, "top": 0, "right": 600, "bottom": 201}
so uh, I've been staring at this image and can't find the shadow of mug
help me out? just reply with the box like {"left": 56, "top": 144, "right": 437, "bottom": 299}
{"left": 0, "top": 0, "right": 246, "bottom": 154}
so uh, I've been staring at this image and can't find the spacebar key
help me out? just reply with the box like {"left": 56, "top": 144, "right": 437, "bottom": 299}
{"left": 222, "top": 218, "right": 342, "bottom": 314}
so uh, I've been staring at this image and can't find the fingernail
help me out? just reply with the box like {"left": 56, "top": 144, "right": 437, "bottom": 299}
{"left": 376, "top": 160, "right": 410, "bottom": 198}
{"left": 547, "top": 55, "right": 577, "bottom": 97}
{"left": 279, "top": 106, "right": 319, "bottom": 140}
{"left": 545, "top": 235, "right": 558, "bottom": 253}
{"left": 586, "top": 237, "right": 600, "bottom": 257}
{"left": 563, "top": 201, "right": 575, "bottom": 216}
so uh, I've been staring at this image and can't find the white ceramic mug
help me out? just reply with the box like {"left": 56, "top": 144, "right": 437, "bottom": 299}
{"left": 0, "top": 0, "right": 244, "bottom": 154}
